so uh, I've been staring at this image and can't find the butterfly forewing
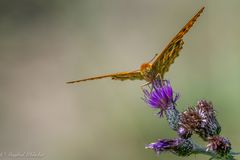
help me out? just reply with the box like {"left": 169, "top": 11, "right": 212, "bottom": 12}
{"left": 150, "top": 7, "right": 204, "bottom": 78}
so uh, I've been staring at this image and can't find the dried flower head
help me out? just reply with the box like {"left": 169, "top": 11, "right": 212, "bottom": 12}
{"left": 178, "top": 100, "right": 221, "bottom": 140}
{"left": 196, "top": 100, "right": 215, "bottom": 117}
{"left": 178, "top": 107, "right": 202, "bottom": 138}
{"left": 195, "top": 100, "right": 221, "bottom": 140}
{"left": 143, "top": 80, "right": 179, "bottom": 116}
{"left": 207, "top": 136, "right": 231, "bottom": 157}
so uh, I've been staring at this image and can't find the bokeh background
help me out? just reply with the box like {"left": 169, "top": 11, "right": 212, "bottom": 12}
{"left": 0, "top": 0, "right": 240, "bottom": 159}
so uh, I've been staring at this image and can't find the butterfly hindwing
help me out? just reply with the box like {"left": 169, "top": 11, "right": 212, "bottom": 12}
{"left": 66, "top": 70, "right": 143, "bottom": 83}
{"left": 111, "top": 70, "right": 144, "bottom": 81}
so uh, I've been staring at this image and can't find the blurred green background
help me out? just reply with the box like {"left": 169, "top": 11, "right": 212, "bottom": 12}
{"left": 0, "top": 0, "right": 240, "bottom": 159}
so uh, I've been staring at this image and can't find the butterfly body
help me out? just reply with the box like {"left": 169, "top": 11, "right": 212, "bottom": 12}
{"left": 67, "top": 7, "right": 204, "bottom": 84}
{"left": 139, "top": 63, "right": 154, "bottom": 82}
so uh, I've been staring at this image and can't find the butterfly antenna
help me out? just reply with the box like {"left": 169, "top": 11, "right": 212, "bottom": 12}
{"left": 147, "top": 53, "right": 158, "bottom": 64}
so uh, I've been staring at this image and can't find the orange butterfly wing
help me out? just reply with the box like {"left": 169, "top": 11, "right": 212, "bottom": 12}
{"left": 150, "top": 7, "right": 205, "bottom": 78}
{"left": 67, "top": 7, "right": 204, "bottom": 84}
{"left": 66, "top": 70, "right": 143, "bottom": 84}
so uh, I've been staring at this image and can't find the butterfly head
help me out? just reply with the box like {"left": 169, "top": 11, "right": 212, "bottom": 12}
{"left": 140, "top": 63, "right": 154, "bottom": 81}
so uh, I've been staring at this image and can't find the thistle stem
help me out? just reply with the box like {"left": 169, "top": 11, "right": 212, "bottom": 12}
{"left": 190, "top": 139, "right": 215, "bottom": 156}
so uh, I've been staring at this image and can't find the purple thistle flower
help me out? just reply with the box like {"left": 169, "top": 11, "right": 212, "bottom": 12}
{"left": 146, "top": 138, "right": 193, "bottom": 156}
{"left": 143, "top": 80, "right": 179, "bottom": 116}
{"left": 145, "top": 139, "right": 178, "bottom": 154}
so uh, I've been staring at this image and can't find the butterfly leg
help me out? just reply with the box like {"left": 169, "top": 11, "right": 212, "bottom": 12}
{"left": 141, "top": 74, "right": 162, "bottom": 91}
{"left": 154, "top": 73, "right": 167, "bottom": 86}
{"left": 140, "top": 81, "right": 151, "bottom": 91}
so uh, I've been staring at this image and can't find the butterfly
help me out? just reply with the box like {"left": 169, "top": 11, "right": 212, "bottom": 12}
{"left": 67, "top": 7, "right": 204, "bottom": 84}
